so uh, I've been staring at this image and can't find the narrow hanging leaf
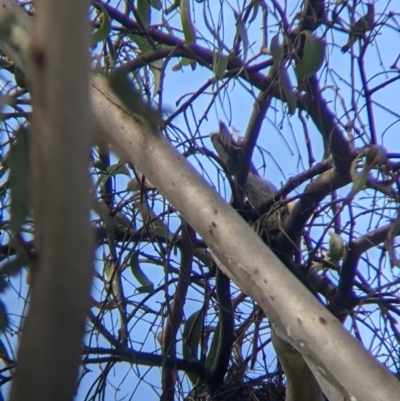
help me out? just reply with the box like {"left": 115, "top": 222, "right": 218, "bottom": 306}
{"left": 104, "top": 259, "right": 120, "bottom": 297}
{"left": 127, "top": 178, "right": 141, "bottom": 192}
{"left": 234, "top": 10, "right": 249, "bottom": 61}
{"left": 91, "top": 4, "right": 111, "bottom": 46}
{"left": 180, "top": 0, "right": 196, "bottom": 44}
{"left": 137, "top": 0, "right": 151, "bottom": 26}
{"left": 0, "top": 301, "right": 8, "bottom": 332}
{"left": 106, "top": 37, "right": 118, "bottom": 67}
{"left": 114, "top": 212, "right": 133, "bottom": 229}
{"left": 205, "top": 321, "right": 221, "bottom": 369}
{"left": 104, "top": 259, "right": 114, "bottom": 281}
{"left": 281, "top": 68, "right": 297, "bottom": 115}
{"left": 165, "top": 0, "right": 181, "bottom": 15}
{"left": 135, "top": 202, "right": 172, "bottom": 239}
{"left": 0, "top": 255, "right": 27, "bottom": 286}
{"left": 366, "top": 145, "right": 388, "bottom": 167}
{"left": 107, "top": 70, "right": 161, "bottom": 134}
{"left": 270, "top": 33, "right": 284, "bottom": 64}
{"left": 328, "top": 233, "right": 346, "bottom": 264}
{"left": 128, "top": 34, "right": 163, "bottom": 96}
{"left": 270, "top": 34, "right": 296, "bottom": 114}
{"left": 348, "top": 156, "right": 369, "bottom": 198}
{"left": 213, "top": 52, "right": 228, "bottom": 80}
{"left": 130, "top": 252, "right": 154, "bottom": 293}
{"left": 295, "top": 30, "right": 326, "bottom": 78}
{"left": 172, "top": 57, "right": 196, "bottom": 71}
{"left": 150, "top": 0, "right": 162, "bottom": 10}
{"left": 0, "top": 338, "right": 10, "bottom": 366}
{"left": 182, "top": 310, "right": 203, "bottom": 384}
{"left": 106, "top": 162, "right": 130, "bottom": 176}
{"left": 247, "top": 0, "right": 260, "bottom": 24}
{"left": 14, "top": 65, "right": 27, "bottom": 89}
{"left": 9, "top": 127, "right": 30, "bottom": 233}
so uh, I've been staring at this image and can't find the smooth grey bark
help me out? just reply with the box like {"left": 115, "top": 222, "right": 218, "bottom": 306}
{"left": 5, "top": 1, "right": 94, "bottom": 401}
{"left": 0, "top": 1, "right": 399, "bottom": 401}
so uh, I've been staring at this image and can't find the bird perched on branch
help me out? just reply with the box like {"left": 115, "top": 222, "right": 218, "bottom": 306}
{"left": 341, "top": 3, "right": 375, "bottom": 53}
{"left": 210, "top": 121, "right": 287, "bottom": 234}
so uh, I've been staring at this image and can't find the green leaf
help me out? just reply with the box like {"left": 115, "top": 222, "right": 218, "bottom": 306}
{"left": 0, "top": 338, "right": 10, "bottom": 366}
{"left": 150, "top": 0, "right": 162, "bottom": 10}
{"left": 136, "top": 284, "right": 154, "bottom": 294}
{"left": 234, "top": 10, "right": 249, "bottom": 61}
{"left": 128, "top": 34, "right": 163, "bottom": 96}
{"left": 104, "top": 259, "right": 120, "bottom": 297}
{"left": 0, "top": 256, "right": 27, "bottom": 287}
{"left": 281, "top": 67, "right": 297, "bottom": 115}
{"left": 14, "top": 66, "right": 27, "bottom": 89}
{"left": 213, "top": 52, "right": 228, "bottom": 80}
{"left": 0, "top": 301, "right": 8, "bottom": 332}
{"left": 349, "top": 158, "right": 369, "bottom": 198}
{"left": 205, "top": 321, "right": 220, "bottom": 370}
{"left": 165, "top": 0, "right": 181, "bottom": 15}
{"left": 9, "top": 127, "right": 30, "bottom": 233}
{"left": 247, "top": 0, "right": 260, "bottom": 24}
{"left": 270, "top": 34, "right": 284, "bottom": 64}
{"left": 104, "top": 259, "right": 114, "bottom": 281}
{"left": 137, "top": 0, "right": 151, "bottom": 26}
{"left": 328, "top": 233, "right": 345, "bottom": 264}
{"left": 182, "top": 310, "right": 203, "bottom": 384}
{"left": 107, "top": 70, "right": 161, "bottom": 134}
{"left": 127, "top": 178, "right": 141, "bottom": 192}
{"left": 172, "top": 57, "right": 196, "bottom": 71}
{"left": 180, "top": 0, "right": 196, "bottom": 44}
{"left": 366, "top": 145, "right": 388, "bottom": 166}
{"left": 91, "top": 4, "right": 111, "bottom": 46}
{"left": 136, "top": 202, "right": 172, "bottom": 239}
{"left": 270, "top": 34, "right": 296, "bottom": 114}
{"left": 295, "top": 31, "right": 326, "bottom": 78}
{"left": 130, "top": 252, "right": 154, "bottom": 293}
{"left": 106, "top": 162, "right": 130, "bottom": 176}
{"left": 106, "top": 37, "right": 118, "bottom": 67}
{"left": 114, "top": 212, "right": 133, "bottom": 229}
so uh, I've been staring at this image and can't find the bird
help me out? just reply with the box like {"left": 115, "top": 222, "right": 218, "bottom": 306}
{"left": 341, "top": 3, "right": 375, "bottom": 53}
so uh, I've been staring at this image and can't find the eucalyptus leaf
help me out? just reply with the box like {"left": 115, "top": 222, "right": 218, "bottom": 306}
{"left": 137, "top": 0, "right": 151, "bottom": 26}
{"left": 150, "top": 0, "right": 162, "bottom": 10}
{"left": 295, "top": 31, "right": 325, "bottom": 78}
{"left": 0, "top": 301, "right": 8, "bottom": 332}
{"left": 136, "top": 202, "right": 172, "bottom": 240}
{"left": 349, "top": 160, "right": 369, "bottom": 198}
{"left": 130, "top": 252, "right": 154, "bottom": 293}
{"left": 14, "top": 65, "right": 26, "bottom": 88}
{"left": 9, "top": 126, "right": 30, "bottom": 233}
{"left": 182, "top": 310, "right": 203, "bottom": 384}
{"left": 180, "top": 0, "right": 196, "bottom": 44}
{"left": 165, "top": 0, "right": 181, "bottom": 15}
{"left": 213, "top": 52, "right": 228, "bottom": 80}
{"left": 247, "top": 0, "right": 260, "bottom": 24}
{"left": 270, "top": 34, "right": 296, "bottom": 114}
{"left": 366, "top": 145, "right": 387, "bottom": 166}
{"left": 106, "top": 162, "right": 130, "bottom": 176}
{"left": 205, "top": 322, "right": 220, "bottom": 370}
{"left": 329, "top": 233, "right": 345, "bottom": 264}
{"left": 234, "top": 10, "right": 248, "bottom": 60}
{"left": 107, "top": 70, "right": 161, "bottom": 134}
{"left": 91, "top": 4, "right": 111, "bottom": 46}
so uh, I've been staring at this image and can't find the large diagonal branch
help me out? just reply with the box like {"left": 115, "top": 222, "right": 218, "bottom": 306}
{"left": 1, "top": 2, "right": 400, "bottom": 401}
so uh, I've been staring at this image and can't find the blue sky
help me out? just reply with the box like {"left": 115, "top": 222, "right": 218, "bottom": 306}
{"left": 0, "top": 0, "right": 400, "bottom": 400}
